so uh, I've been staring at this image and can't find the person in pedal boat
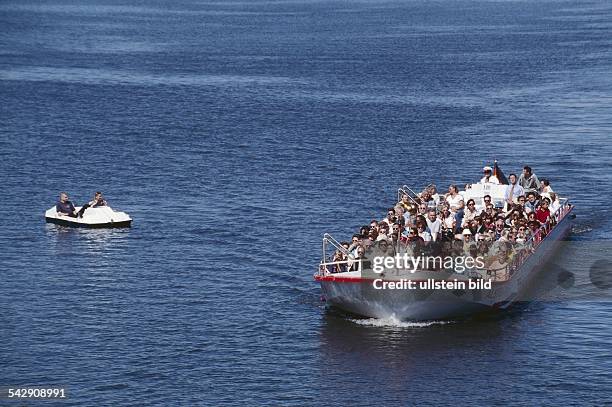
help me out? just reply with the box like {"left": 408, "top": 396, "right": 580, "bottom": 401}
{"left": 75, "top": 191, "right": 108, "bottom": 218}
{"left": 56, "top": 192, "right": 78, "bottom": 217}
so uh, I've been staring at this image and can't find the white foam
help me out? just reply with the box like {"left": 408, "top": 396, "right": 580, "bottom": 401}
{"left": 349, "top": 316, "right": 452, "bottom": 328}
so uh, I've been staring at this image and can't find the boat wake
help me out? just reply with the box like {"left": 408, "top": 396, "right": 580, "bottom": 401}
{"left": 571, "top": 224, "right": 592, "bottom": 234}
{"left": 348, "top": 316, "right": 452, "bottom": 328}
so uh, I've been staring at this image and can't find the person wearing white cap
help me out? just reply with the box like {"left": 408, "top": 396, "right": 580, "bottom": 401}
{"left": 479, "top": 166, "right": 500, "bottom": 184}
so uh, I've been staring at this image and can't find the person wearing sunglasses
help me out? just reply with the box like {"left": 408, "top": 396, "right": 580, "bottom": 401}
{"left": 461, "top": 199, "right": 478, "bottom": 228}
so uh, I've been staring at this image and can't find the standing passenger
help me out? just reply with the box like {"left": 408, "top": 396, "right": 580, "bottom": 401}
{"left": 479, "top": 166, "right": 500, "bottom": 184}
{"left": 518, "top": 165, "right": 541, "bottom": 192}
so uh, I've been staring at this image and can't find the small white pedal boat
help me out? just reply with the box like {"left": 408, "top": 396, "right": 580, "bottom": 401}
{"left": 45, "top": 205, "right": 132, "bottom": 228}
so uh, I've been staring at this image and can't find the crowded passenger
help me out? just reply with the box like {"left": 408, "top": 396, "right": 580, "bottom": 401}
{"left": 461, "top": 199, "right": 479, "bottom": 228}
{"left": 445, "top": 184, "right": 464, "bottom": 232}
{"left": 524, "top": 192, "right": 539, "bottom": 213}
{"left": 426, "top": 209, "right": 442, "bottom": 242}
{"left": 535, "top": 198, "right": 551, "bottom": 224}
{"left": 541, "top": 179, "right": 553, "bottom": 193}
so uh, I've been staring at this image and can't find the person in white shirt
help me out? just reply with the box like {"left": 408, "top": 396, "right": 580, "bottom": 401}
{"left": 541, "top": 179, "right": 553, "bottom": 193}
{"left": 445, "top": 185, "right": 464, "bottom": 212}
{"left": 440, "top": 205, "right": 456, "bottom": 230}
{"left": 461, "top": 199, "right": 478, "bottom": 228}
{"left": 549, "top": 192, "right": 561, "bottom": 216}
{"left": 479, "top": 166, "right": 500, "bottom": 184}
{"left": 425, "top": 209, "right": 442, "bottom": 241}
{"left": 504, "top": 173, "right": 525, "bottom": 204}
{"left": 445, "top": 184, "right": 464, "bottom": 232}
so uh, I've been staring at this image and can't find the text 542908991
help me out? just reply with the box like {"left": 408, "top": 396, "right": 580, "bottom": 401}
{"left": 1, "top": 387, "right": 67, "bottom": 399}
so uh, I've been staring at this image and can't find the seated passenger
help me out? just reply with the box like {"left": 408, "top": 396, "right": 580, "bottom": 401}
{"left": 527, "top": 212, "right": 539, "bottom": 225}
{"left": 440, "top": 205, "right": 456, "bottom": 231}
{"left": 528, "top": 220, "right": 541, "bottom": 234}
{"left": 518, "top": 165, "right": 541, "bottom": 192}
{"left": 398, "top": 193, "right": 413, "bottom": 212}
{"left": 461, "top": 199, "right": 478, "bottom": 228}
{"left": 420, "top": 191, "right": 436, "bottom": 209}
{"left": 549, "top": 192, "right": 561, "bottom": 215}
{"left": 426, "top": 184, "right": 441, "bottom": 206}
{"left": 480, "top": 215, "right": 494, "bottom": 232}
{"left": 56, "top": 192, "right": 77, "bottom": 217}
{"left": 391, "top": 223, "right": 402, "bottom": 238}
{"left": 462, "top": 229, "right": 477, "bottom": 253}
{"left": 445, "top": 184, "right": 464, "bottom": 232}
{"left": 479, "top": 166, "right": 500, "bottom": 184}
{"left": 481, "top": 203, "right": 495, "bottom": 218}
{"left": 504, "top": 173, "right": 525, "bottom": 204}
{"left": 370, "top": 219, "right": 379, "bottom": 232}
{"left": 535, "top": 198, "right": 551, "bottom": 224}
{"left": 394, "top": 205, "right": 406, "bottom": 226}
{"left": 486, "top": 251, "right": 511, "bottom": 281}
{"left": 382, "top": 208, "right": 396, "bottom": 228}
{"left": 416, "top": 221, "right": 432, "bottom": 242}
{"left": 540, "top": 179, "right": 553, "bottom": 193}
{"left": 403, "top": 226, "right": 420, "bottom": 241}
{"left": 524, "top": 191, "right": 539, "bottom": 213}
{"left": 362, "top": 229, "right": 378, "bottom": 249}
{"left": 516, "top": 227, "right": 527, "bottom": 244}
{"left": 90, "top": 191, "right": 107, "bottom": 207}
{"left": 506, "top": 210, "right": 522, "bottom": 228}
{"left": 348, "top": 234, "right": 362, "bottom": 257}
{"left": 481, "top": 194, "right": 492, "bottom": 209}
{"left": 331, "top": 249, "right": 347, "bottom": 273}
{"left": 76, "top": 191, "right": 108, "bottom": 218}
{"left": 425, "top": 209, "right": 442, "bottom": 242}
{"left": 494, "top": 218, "right": 506, "bottom": 240}
{"left": 377, "top": 223, "right": 391, "bottom": 242}
{"left": 417, "top": 202, "right": 429, "bottom": 217}
{"left": 359, "top": 226, "right": 370, "bottom": 239}
{"left": 350, "top": 245, "right": 367, "bottom": 271}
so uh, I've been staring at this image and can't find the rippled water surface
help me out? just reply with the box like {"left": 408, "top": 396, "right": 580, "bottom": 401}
{"left": 1, "top": 0, "right": 612, "bottom": 405}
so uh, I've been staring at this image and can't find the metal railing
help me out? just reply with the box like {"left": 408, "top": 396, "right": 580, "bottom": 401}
{"left": 318, "top": 258, "right": 362, "bottom": 276}
{"left": 498, "top": 200, "right": 573, "bottom": 281}
{"left": 397, "top": 184, "right": 421, "bottom": 206}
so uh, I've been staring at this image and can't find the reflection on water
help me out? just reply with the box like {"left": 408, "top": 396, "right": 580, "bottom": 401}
{"left": 45, "top": 223, "right": 130, "bottom": 253}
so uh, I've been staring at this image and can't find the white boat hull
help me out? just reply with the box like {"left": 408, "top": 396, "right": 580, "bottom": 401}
{"left": 45, "top": 206, "right": 132, "bottom": 228}
{"left": 317, "top": 210, "right": 573, "bottom": 321}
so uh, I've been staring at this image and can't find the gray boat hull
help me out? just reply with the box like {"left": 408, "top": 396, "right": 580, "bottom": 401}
{"left": 318, "top": 210, "right": 573, "bottom": 321}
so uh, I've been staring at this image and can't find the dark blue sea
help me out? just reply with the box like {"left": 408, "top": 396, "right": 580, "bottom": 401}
{"left": 1, "top": 0, "right": 612, "bottom": 405}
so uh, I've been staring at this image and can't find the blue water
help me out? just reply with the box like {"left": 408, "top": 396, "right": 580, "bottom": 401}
{"left": 1, "top": 0, "right": 612, "bottom": 404}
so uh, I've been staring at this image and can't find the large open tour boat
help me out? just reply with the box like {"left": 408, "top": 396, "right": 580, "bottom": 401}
{"left": 315, "top": 166, "right": 574, "bottom": 321}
